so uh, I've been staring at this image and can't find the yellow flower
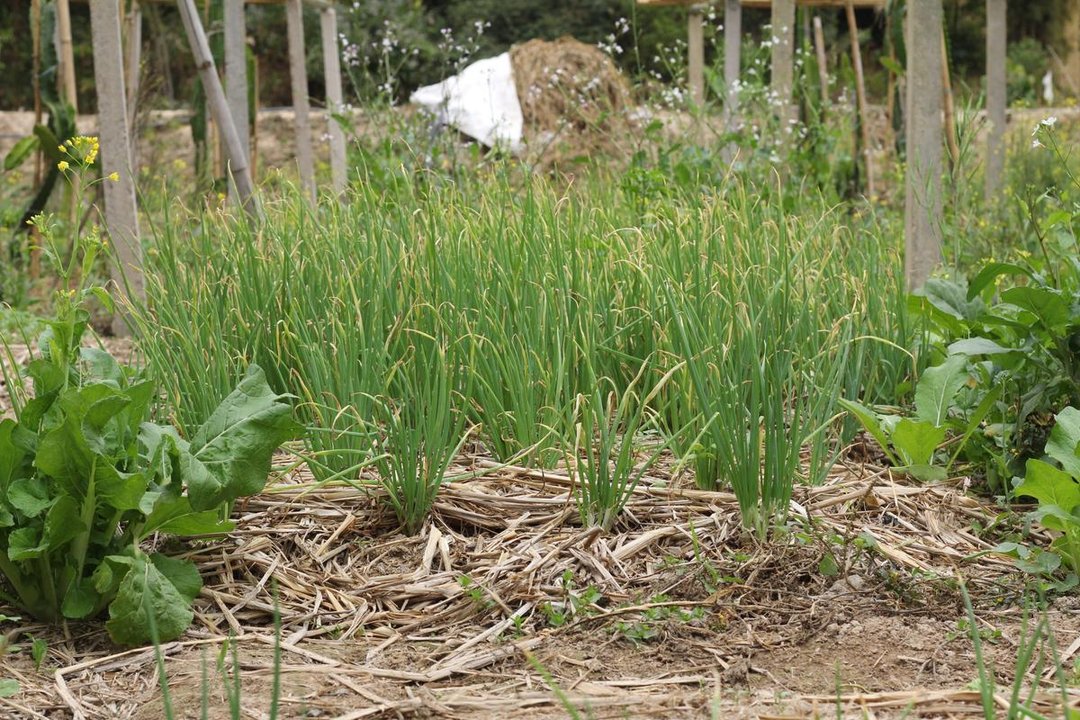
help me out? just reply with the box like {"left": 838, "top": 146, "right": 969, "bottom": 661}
{"left": 57, "top": 160, "right": 69, "bottom": 171}
{"left": 58, "top": 144, "right": 67, "bottom": 153}
{"left": 108, "top": 171, "right": 119, "bottom": 182}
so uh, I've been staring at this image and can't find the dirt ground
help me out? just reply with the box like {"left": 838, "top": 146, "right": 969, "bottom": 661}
{"left": 0, "top": 381, "right": 1077, "bottom": 720}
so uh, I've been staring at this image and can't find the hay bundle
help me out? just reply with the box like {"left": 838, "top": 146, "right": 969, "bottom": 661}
{"left": 510, "top": 37, "right": 633, "bottom": 167}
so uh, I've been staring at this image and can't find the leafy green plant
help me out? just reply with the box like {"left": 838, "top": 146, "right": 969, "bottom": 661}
{"left": 840, "top": 355, "right": 999, "bottom": 481}
{"left": 1013, "top": 406, "right": 1080, "bottom": 577}
{"left": 0, "top": 204, "right": 298, "bottom": 645}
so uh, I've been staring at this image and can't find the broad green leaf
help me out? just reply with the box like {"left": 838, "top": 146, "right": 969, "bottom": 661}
{"left": 139, "top": 422, "right": 185, "bottom": 491}
{"left": 150, "top": 554, "right": 202, "bottom": 603}
{"left": 891, "top": 418, "right": 946, "bottom": 468}
{"left": 818, "top": 553, "right": 839, "bottom": 577}
{"left": 32, "top": 125, "right": 64, "bottom": 162}
{"left": 61, "top": 579, "right": 101, "bottom": 619}
{"left": 899, "top": 464, "right": 948, "bottom": 483}
{"left": 1001, "top": 286, "right": 1071, "bottom": 330}
{"left": 105, "top": 554, "right": 194, "bottom": 646}
{"left": 140, "top": 496, "right": 234, "bottom": 539}
{"left": 7, "top": 527, "right": 45, "bottom": 561}
{"left": 1046, "top": 407, "right": 1080, "bottom": 480}
{"left": 3, "top": 135, "right": 38, "bottom": 171}
{"left": 1015, "top": 460, "right": 1080, "bottom": 526}
{"left": 35, "top": 415, "right": 94, "bottom": 493}
{"left": 966, "top": 262, "right": 1031, "bottom": 300}
{"left": 947, "top": 337, "right": 1016, "bottom": 356}
{"left": 837, "top": 398, "right": 898, "bottom": 465}
{"left": 907, "top": 294, "right": 965, "bottom": 338}
{"left": 0, "top": 419, "right": 26, "bottom": 494}
{"left": 7, "top": 478, "right": 51, "bottom": 518}
{"left": 914, "top": 355, "right": 969, "bottom": 426}
{"left": 42, "top": 496, "right": 84, "bottom": 550}
{"left": 917, "top": 278, "right": 984, "bottom": 321}
{"left": 91, "top": 554, "right": 136, "bottom": 597}
{"left": 0, "top": 679, "right": 18, "bottom": 698}
{"left": 79, "top": 348, "right": 124, "bottom": 385}
{"left": 1032, "top": 503, "right": 1080, "bottom": 534}
{"left": 187, "top": 365, "right": 300, "bottom": 511}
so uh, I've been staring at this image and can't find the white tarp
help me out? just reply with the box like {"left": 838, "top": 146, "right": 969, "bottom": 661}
{"left": 410, "top": 52, "right": 524, "bottom": 152}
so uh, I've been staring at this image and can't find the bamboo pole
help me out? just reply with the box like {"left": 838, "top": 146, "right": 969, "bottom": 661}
{"left": 286, "top": 0, "right": 316, "bottom": 199}
{"left": 845, "top": 1, "right": 875, "bottom": 197}
{"left": 688, "top": 4, "right": 705, "bottom": 107}
{"left": 320, "top": 5, "right": 347, "bottom": 194}
{"left": 224, "top": 0, "right": 250, "bottom": 162}
{"left": 904, "top": 0, "right": 944, "bottom": 291}
{"left": 88, "top": 0, "right": 143, "bottom": 335}
{"left": 56, "top": 0, "right": 79, "bottom": 112}
{"left": 176, "top": 0, "right": 258, "bottom": 213}
{"left": 985, "top": 0, "right": 1006, "bottom": 200}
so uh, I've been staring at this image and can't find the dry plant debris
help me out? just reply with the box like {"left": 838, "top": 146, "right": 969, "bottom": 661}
{"left": 0, "top": 437, "right": 1077, "bottom": 719}
{"left": 510, "top": 37, "right": 634, "bottom": 169}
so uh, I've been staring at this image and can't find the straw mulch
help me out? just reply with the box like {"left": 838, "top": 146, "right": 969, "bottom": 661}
{"left": 1, "top": 439, "right": 1078, "bottom": 719}
{"left": 510, "top": 38, "right": 634, "bottom": 170}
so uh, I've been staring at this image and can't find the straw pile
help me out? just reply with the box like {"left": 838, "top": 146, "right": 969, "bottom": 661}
{"left": 509, "top": 37, "right": 633, "bottom": 169}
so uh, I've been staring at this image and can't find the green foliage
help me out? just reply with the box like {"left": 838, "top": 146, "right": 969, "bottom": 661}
{"left": 840, "top": 355, "right": 999, "bottom": 482}
{"left": 910, "top": 124, "right": 1080, "bottom": 488}
{"left": 1013, "top": 407, "right": 1080, "bottom": 578}
{"left": 371, "top": 326, "right": 472, "bottom": 534}
{"left": 0, "top": 197, "right": 297, "bottom": 645}
{"left": 566, "top": 363, "right": 668, "bottom": 532}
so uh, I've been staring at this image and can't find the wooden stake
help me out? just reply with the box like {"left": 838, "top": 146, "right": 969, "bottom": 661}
{"left": 940, "top": 28, "right": 960, "bottom": 166}
{"left": 176, "top": 0, "right": 258, "bottom": 213}
{"left": 812, "top": 15, "right": 828, "bottom": 110}
{"left": 88, "top": 0, "right": 143, "bottom": 335}
{"left": 286, "top": 0, "right": 316, "bottom": 199}
{"left": 723, "top": 0, "right": 742, "bottom": 126}
{"left": 32, "top": 0, "right": 43, "bottom": 186}
{"left": 56, "top": 0, "right": 79, "bottom": 112}
{"left": 688, "top": 4, "right": 705, "bottom": 107}
{"left": 124, "top": 1, "right": 142, "bottom": 159}
{"left": 905, "top": 0, "right": 944, "bottom": 291}
{"left": 224, "top": 0, "right": 250, "bottom": 162}
{"left": 845, "top": 1, "right": 875, "bottom": 197}
{"left": 771, "top": 0, "right": 797, "bottom": 141}
{"left": 320, "top": 6, "right": 347, "bottom": 194}
{"left": 985, "top": 0, "right": 1007, "bottom": 200}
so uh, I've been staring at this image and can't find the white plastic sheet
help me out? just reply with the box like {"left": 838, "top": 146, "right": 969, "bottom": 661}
{"left": 410, "top": 52, "right": 524, "bottom": 152}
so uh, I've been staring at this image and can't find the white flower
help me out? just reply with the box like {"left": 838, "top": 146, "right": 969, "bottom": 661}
{"left": 1042, "top": 115, "right": 1058, "bottom": 128}
{"left": 1032, "top": 138, "right": 1045, "bottom": 149}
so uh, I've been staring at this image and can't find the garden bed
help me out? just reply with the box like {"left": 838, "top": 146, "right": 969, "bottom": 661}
{"left": 1, "top": 444, "right": 1077, "bottom": 719}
